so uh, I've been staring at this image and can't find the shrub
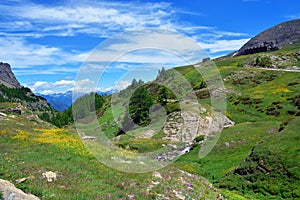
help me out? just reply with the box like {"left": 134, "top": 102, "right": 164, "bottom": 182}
{"left": 194, "top": 135, "right": 205, "bottom": 142}
{"left": 256, "top": 56, "right": 272, "bottom": 68}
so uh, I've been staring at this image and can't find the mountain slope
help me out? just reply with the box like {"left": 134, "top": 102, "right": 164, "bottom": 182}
{"left": 0, "top": 62, "right": 21, "bottom": 88}
{"left": 39, "top": 90, "right": 116, "bottom": 112}
{"left": 0, "top": 62, "right": 50, "bottom": 111}
{"left": 38, "top": 91, "right": 73, "bottom": 111}
{"left": 235, "top": 19, "right": 300, "bottom": 56}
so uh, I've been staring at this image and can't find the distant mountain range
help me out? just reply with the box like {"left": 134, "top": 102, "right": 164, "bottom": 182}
{"left": 1, "top": 19, "right": 299, "bottom": 112}
{"left": 38, "top": 90, "right": 117, "bottom": 111}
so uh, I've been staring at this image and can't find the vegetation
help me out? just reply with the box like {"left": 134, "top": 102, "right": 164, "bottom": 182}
{"left": 0, "top": 84, "right": 42, "bottom": 103}
{"left": 0, "top": 44, "right": 299, "bottom": 199}
{"left": 216, "top": 117, "right": 300, "bottom": 199}
{"left": 39, "top": 92, "right": 104, "bottom": 128}
{"left": 128, "top": 86, "right": 154, "bottom": 126}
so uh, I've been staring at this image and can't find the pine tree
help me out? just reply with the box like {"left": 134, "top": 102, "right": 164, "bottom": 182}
{"left": 128, "top": 87, "right": 154, "bottom": 126}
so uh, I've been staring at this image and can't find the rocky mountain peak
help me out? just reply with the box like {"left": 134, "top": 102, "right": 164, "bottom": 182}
{"left": 0, "top": 62, "right": 21, "bottom": 88}
{"left": 234, "top": 19, "right": 300, "bottom": 56}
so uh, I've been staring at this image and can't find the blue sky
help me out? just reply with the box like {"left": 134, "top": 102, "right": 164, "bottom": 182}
{"left": 0, "top": 0, "right": 299, "bottom": 94}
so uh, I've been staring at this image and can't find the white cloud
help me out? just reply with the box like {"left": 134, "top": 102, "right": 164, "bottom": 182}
{"left": 0, "top": 1, "right": 175, "bottom": 37}
{"left": 29, "top": 79, "right": 79, "bottom": 94}
{"left": 0, "top": 0, "right": 252, "bottom": 95}
{"left": 0, "top": 37, "right": 88, "bottom": 73}
{"left": 113, "top": 80, "right": 130, "bottom": 91}
{"left": 198, "top": 38, "right": 250, "bottom": 53}
{"left": 84, "top": 30, "right": 207, "bottom": 65}
{"left": 285, "top": 14, "right": 300, "bottom": 20}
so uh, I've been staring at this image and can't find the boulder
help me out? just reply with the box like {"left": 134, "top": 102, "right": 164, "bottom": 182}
{"left": 42, "top": 171, "right": 57, "bottom": 182}
{"left": 0, "top": 179, "right": 40, "bottom": 200}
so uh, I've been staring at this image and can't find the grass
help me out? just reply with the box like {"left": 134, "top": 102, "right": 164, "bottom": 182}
{"left": 175, "top": 121, "right": 280, "bottom": 180}
{"left": 1, "top": 44, "right": 300, "bottom": 199}
{"left": 216, "top": 117, "right": 300, "bottom": 199}
{"left": 0, "top": 103, "right": 222, "bottom": 199}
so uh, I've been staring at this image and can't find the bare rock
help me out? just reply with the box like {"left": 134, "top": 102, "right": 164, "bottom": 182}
{"left": 0, "top": 179, "right": 40, "bottom": 200}
{"left": 42, "top": 171, "right": 57, "bottom": 182}
{"left": 235, "top": 19, "right": 300, "bottom": 56}
{"left": 0, "top": 62, "right": 21, "bottom": 88}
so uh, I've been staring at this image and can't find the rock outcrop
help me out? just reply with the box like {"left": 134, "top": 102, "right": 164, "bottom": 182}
{"left": 0, "top": 179, "right": 40, "bottom": 200}
{"left": 0, "top": 62, "right": 21, "bottom": 88}
{"left": 0, "top": 62, "right": 51, "bottom": 111}
{"left": 163, "top": 110, "right": 234, "bottom": 143}
{"left": 234, "top": 19, "right": 300, "bottom": 56}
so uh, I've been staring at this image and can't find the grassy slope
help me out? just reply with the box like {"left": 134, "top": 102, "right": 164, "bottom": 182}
{"left": 0, "top": 44, "right": 299, "bottom": 199}
{"left": 216, "top": 117, "right": 300, "bottom": 199}
{"left": 0, "top": 103, "right": 221, "bottom": 199}
{"left": 174, "top": 44, "right": 300, "bottom": 199}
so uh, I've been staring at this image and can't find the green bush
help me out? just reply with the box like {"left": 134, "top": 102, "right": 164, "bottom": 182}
{"left": 194, "top": 135, "right": 205, "bottom": 142}
{"left": 255, "top": 56, "right": 272, "bottom": 68}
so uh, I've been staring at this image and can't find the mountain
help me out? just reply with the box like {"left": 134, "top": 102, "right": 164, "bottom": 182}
{"left": 0, "top": 62, "right": 50, "bottom": 111}
{"left": 234, "top": 19, "right": 300, "bottom": 56}
{"left": 1, "top": 21, "right": 300, "bottom": 199}
{"left": 0, "top": 62, "right": 21, "bottom": 88}
{"left": 38, "top": 91, "right": 73, "bottom": 112}
{"left": 39, "top": 90, "right": 117, "bottom": 112}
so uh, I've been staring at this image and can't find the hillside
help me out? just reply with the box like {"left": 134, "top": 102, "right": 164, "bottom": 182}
{"left": 0, "top": 62, "right": 21, "bottom": 88}
{"left": 0, "top": 62, "right": 51, "bottom": 111}
{"left": 38, "top": 91, "right": 73, "bottom": 112}
{"left": 1, "top": 24, "right": 300, "bottom": 199}
{"left": 39, "top": 90, "right": 116, "bottom": 112}
{"left": 0, "top": 45, "right": 299, "bottom": 199}
{"left": 235, "top": 19, "right": 300, "bottom": 56}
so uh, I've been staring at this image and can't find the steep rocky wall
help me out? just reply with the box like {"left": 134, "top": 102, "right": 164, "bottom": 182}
{"left": 0, "top": 62, "right": 21, "bottom": 88}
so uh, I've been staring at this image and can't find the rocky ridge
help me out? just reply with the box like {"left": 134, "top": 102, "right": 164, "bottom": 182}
{"left": 0, "top": 62, "right": 51, "bottom": 111}
{"left": 0, "top": 62, "right": 21, "bottom": 88}
{"left": 235, "top": 19, "right": 300, "bottom": 56}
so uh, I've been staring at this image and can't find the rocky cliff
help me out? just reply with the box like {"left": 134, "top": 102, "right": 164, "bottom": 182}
{"left": 0, "top": 62, "right": 21, "bottom": 88}
{"left": 235, "top": 19, "right": 300, "bottom": 56}
{"left": 0, "top": 62, "right": 51, "bottom": 111}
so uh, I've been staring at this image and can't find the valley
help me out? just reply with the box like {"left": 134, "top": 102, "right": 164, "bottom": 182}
{"left": 0, "top": 19, "right": 300, "bottom": 199}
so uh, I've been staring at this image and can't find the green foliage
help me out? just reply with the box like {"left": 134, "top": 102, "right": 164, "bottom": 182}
{"left": 157, "top": 85, "right": 172, "bottom": 106}
{"left": 215, "top": 117, "right": 300, "bottom": 199}
{"left": 255, "top": 56, "right": 272, "bottom": 67}
{"left": 72, "top": 92, "right": 104, "bottom": 120}
{"left": 237, "top": 62, "right": 244, "bottom": 67}
{"left": 40, "top": 93, "right": 104, "bottom": 127}
{"left": 194, "top": 135, "right": 204, "bottom": 142}
{"left": 128, "top": 86, "right": 154, "bottom": 126}
{"left": 0, "top": 84, "right": 40, "bottom": 102}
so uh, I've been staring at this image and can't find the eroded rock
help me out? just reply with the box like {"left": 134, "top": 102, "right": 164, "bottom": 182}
{"left": 0, "top": 179, "right": 40, "bottom": 200}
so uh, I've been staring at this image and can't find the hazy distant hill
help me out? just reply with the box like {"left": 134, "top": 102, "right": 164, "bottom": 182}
{"left": 39, "top": 90, "right": 117, "bottom": 111}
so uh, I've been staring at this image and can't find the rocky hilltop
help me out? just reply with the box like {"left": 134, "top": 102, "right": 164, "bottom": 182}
{"left": 0, "top": 62, "right": 51, "bottom": 111}
{"left": 0, "top": 62, "right": 21, "bottom": 88}
{"left": 235, "top": 19, "right": 300, "bottom": 56}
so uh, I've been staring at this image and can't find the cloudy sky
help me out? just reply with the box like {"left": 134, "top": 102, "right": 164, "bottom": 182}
{"left": 0, "top": 0, "right": 299, "bottom": 94}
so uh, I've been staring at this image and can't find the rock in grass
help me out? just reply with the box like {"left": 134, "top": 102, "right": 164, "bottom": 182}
{"left": 42, "top": 171, "right": 57, "bottom": 182}
{"left": 0, "top": 179, "right": 40, "bottom": 200}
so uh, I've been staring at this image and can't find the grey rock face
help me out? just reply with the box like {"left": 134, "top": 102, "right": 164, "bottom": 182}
{"left": 235, "top": 19, "right": 300, "bottom": 56}
{"left": 0, "top": 62, "right": 21, "bottom": 88}
{"left": 0, "top": 179, "right": 40, "bottom": 200}
{"left": 0, "top": 62, "right": 50, "bottom": 111}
